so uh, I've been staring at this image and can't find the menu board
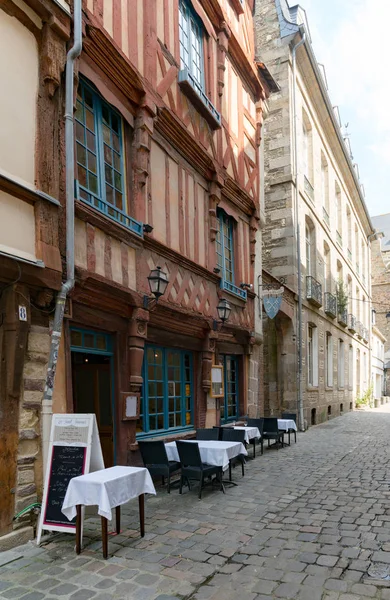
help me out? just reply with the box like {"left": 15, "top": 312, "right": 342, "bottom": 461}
{"left": 43, "top": 445, "right": 86, "bottom": 527}
{"left": 36, "top": 414, "right": 104, "bottom": 545}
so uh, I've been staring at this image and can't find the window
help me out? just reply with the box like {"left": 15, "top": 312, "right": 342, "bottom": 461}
{"left": 348, "top": 345, "right": 353, "bottom": 390}
{"left": 338, "top": 339, "right": 344, "bottom": 388}
{"left": 307, "top": 324, "right": 318, "bottom": 387}
{"left": 321, "top": 152, "right": 329, "bottom": 215}
{"left": 335, "top": 182, "right": 342, "bottom": 244}
{"left": 355, "top": 224, "right": 359, "bottom": 271}
{"left": 75, "top": 80, "right": 142, "bottom": 236}
{"left": 220, "top": 355, "right": 239, "bottom": 423}
{"left": 326, "top": 333, "right": 333, "bottom": 387}
{"left": 323, "top": 242, "right": 330, "bottom": 293}
{"left": 305, "top": 218, "right": 315, "bottom": 277}
{"left": 138, "top": 346, "right": 193, "bottom": 436}
{"left": 179, "top": 0, "right": 204, "bottom": 92}
{"left": 347, "top": 206, "right": 352, "bottom": 255}
{"left": 302, "top": 110, "right": 313, "bottom": 184}
{"left": 216, "top": 210, "right": 246, "bottom": 299}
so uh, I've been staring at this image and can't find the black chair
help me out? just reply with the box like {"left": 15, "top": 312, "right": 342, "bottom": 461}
{"left": 138, "top": 440, "right": 180, "bottom": 493}
{"left": 176, "top": 441, "right": 224, "bottom": 499}
{"left": 221, "top": 428, "right": 246, "bottom": 480}
{"left": 212, "top": 426, "right": 224, "bottom": 440}
{"left": 196, "top": 428, "right": 219, "bottom": 441}
{"left": 247, "top": 418, "right": 264, "bottom": 457}
{"left": 281, "top": 413, "right": 297, "bottom": 444}
{"left": 262, "top": 417, "right": 284, "bottom": 449}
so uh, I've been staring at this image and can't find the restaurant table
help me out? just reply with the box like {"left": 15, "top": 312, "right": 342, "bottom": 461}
{"left": 62, "top": 466, "right": 156, "bottom": 559}
{"left": 232, "top": 426, "right": 261, "bottom": 443}
{"left": 165, "top": 440, "right": 247, "bottom": 472}
{"left": 277, "top": 419, "right": 297, "bottom": 432}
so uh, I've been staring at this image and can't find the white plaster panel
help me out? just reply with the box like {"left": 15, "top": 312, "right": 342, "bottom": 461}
{"left": 0, "top": 190, "right": 36, "bottom": 261}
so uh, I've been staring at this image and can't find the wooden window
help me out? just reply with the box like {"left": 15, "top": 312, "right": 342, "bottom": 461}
{"left": 339, "top": 339, "right": 345, "bottom": 388}
{"left": 179, "top": 0, "right": 204, "bottom": 92}
{"left": 138, "top": 346, "right": 193, "bottom": 436}
{"left": 216, "top": 210, "right": 247, "bottom": 300}
{"left": 308, "top": 324, "right": 318, "bottom": 387}
{"left": 326, "top": 333, "right": 333, "bottom": 387}
{"left": 75, "top": 79, "right": 142, "bottom": 237}
{"left": 220, "top": 355, "right": 239, "bottom": 423}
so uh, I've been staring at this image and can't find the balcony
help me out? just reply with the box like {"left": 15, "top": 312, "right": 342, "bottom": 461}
{"left": 221, "top": 279, "right": 247, "bottom": 301}
{"left": 363, "top": 327, "right": 369, "bottom": 342}
{"left": 78, "top": 188, "right": 144, "bottom": 238}
{"left": 306, "top": 276, "right": 322, "bottom": 307}
{"left": 338, "top": 308, "right": 348, "bottom": 327}
{"left": 304, "top": 176, "right": 314, "bottom": 203}
{"left": 323, "top": 207, "right": 330, "bottom": 228}
{"left": 324, "top": 292, "right": 337, "bottom": 318}
{"left": 178, "top": 69, "right": 221, "bottom": 129}
{"left": 348, "top": 314, "right": 357, "bottom": 333}
{"left": 356, "top": 262, "right": 360, "bottom": 276}
{"left": 356, "top": 320, "right": 363, "bottom": 338}
{"left": 336, "top": 231, "right": 342, "bottom": 247}
{"left": 362, "top": 273, "right": 366, "bottom": 286}
{"left": 347, "top": 248, "right": 352, "bottom": 262}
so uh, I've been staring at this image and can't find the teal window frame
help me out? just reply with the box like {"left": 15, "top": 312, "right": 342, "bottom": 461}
{"left": 216, "top": 209, "right": 247, "bottom": 300}
{"left": 220, "top": 355, "right": 239, "bottom": 423}
{"left": 137, "top": 345, "right": 194, "bottom": 438}
{"left": 75, "top": 79, "right": 143, "bottom": 238}
{"left": 179, "top": 0, "right": 205, "bottom": 93}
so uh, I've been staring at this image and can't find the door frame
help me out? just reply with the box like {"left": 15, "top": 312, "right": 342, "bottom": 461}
{"left": 220, "top": 354, "right": 239, "bottom": 424}
{"left": 70, "top": 328, "right": 116, "bottom": 464}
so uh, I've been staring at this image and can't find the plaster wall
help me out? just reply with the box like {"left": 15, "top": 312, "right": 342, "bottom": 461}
{"left": 0, "top": 191, "right": 36, "bottom": 262}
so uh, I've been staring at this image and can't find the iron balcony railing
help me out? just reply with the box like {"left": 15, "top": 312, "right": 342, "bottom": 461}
{"left": 347, "top": 248, "right": 352, "bottom": 262}
{"left": 306, "top": 276, "right": 322, "bottom": 307}
{"left": 363, "top": 327, "right": 369, "bottom": 342}
{"left": 221, "top": 279, "right": 247, "bottom": 300}
{"left": 337, "top": 308, "right": 348, "bottom": 327}
{"left": 348, "top": 314, "right": 357, "bottom": 333}
{"left": 324, "top": 292, "right": 337, "bottom": 318}
{"left": 336, "top": 231, "right": 342, "bottom": 247}
{"left": 362, "top": 273, "right": 366, "bottom": 286}
{"left": 356, "top": 262, "right": 360, "bottom": 276}
{"left": 304, "top": 176, "right": 314, "bottom": 202}
{"left": 323, "top": 207, "right": 330, "bottom": 228}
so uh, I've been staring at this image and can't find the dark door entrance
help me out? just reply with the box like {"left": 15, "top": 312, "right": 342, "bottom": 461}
{"left": 220, "top": 355, "right": 239, "bottom": 423}
{"left": 70, "top": 329, "right": 114, "bottom": 467}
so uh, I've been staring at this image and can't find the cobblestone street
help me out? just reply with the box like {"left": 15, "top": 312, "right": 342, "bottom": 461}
{"left": 2, "top": 407, "right": 390, "bottom": 600}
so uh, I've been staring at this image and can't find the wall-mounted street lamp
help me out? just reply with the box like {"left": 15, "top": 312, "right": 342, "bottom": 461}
{"left": 213, "top": 298, "right": 231, "bottom": 330}
{"left": 143, "top": 266, "right": 169, "bottom": 309}
{"left": 143, "top": 224, "right": 154, "bottom": 234}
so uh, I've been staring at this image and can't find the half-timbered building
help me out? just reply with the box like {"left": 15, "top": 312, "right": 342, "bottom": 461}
{"left": 50, "top": 0, "right": 275, "bottom": 468}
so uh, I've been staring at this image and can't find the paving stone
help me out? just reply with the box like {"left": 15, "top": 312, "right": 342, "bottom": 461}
{"left": 317, "top": 555, "right": 339, "bottom": 567}
{"left": 2, "top": 588, "right": 31, "bottom": 599}
{"left": 273, "top": 582, "right": 301, "bottom": 598}
{"left": 251, "top": 579, "right": 277, "bottom": 594}
{"left": 50, "top": 583, "right": 78, "bottom": 595}
{"left": 68, "top": 591, "right": 97, "bottom": 600}
{"left": 325, "top": 578, "right": 349, "bottom": 592}
{"left": 18, "top": 594, "right": 45, "bottom": 600}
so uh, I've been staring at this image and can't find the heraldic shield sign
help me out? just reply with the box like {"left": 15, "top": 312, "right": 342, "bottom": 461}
{"left": 263, "top": 294, "right": 283, "bottom": 319}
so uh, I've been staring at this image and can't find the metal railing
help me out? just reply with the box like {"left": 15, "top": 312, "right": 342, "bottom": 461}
{"left": 356, "top": 262, "right": 360, "bottom": 275}
{"left": 337, "top": 308, "right": 348, "bottom": 327}
{"left": 324, "top": 292, "right": 337, "bottom": 318}
{"left": 78, "top": 188, "right": 144, "bottom": 238}
{"left": 304, "top": 176, "right": 314, "bottom": 202}
{"left": 323, "top": 207, "right": 330, "bottom": 227}
{"left": 221, "top": 280, "right": 247, "bottom": 300}
{"left": 356, "top": 320, "right": 363, "bottom": 338}
{"left": 306, "top": 276, "right": 322, "bottom": 307}
{"left": 347, "top": 248, "right": 352, "bottom": 262}
{"left": 336, "top": 231, "right": 342, "bottom": 247}
{"left": 348, "top": 314, "right": 357, "bottom": 333}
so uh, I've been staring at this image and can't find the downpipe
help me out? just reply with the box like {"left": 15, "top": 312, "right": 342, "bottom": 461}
{"left": 292, "top": 33, "right": 306, "bottom": 431}
{"left": 41, "top": 0, "right": 82, "bottom": 470}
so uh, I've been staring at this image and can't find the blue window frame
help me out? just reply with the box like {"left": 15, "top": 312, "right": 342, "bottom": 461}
{"left": 75, "top": 79, "right": 143, "bottom": 237}
{"left": 216, "top": 209, "right": 247, "bottom": 300}
{"left": 221, "top": 355, "right": 239, "bottom": 423}
{"left": 179, "top": 0, "right": 204, "bottom": 93}
{"left": 137, "top": 345, "right": 194, "bottom": 437}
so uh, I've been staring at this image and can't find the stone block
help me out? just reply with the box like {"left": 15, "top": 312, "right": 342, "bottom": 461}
{"left": 0, "top": 526, "right": 34, "bottom": 551}
{"left": 17, "top": 469, "right": 35, "bottom": 486}
{"left": 28, "top": 332, "right": 50, "bottom": 354}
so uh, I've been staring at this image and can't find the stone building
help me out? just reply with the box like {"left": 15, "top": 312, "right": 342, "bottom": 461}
{"left": 371, "top": 326, "right": 386, "bottom": 401}
{"left": 0, "top": 0, "right": 70, "bottom": 546}
{"left": 371, "top": 213, "right": 390, "bottom": 394}
{"left": 255, "top": 0, "right": 375, "bottom": 426}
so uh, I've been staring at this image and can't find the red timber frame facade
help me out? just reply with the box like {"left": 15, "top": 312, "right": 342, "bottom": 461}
{"left": 54, "top": 0, "right": 273, "bottom": 464}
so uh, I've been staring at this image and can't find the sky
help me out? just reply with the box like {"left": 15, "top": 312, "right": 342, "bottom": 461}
{"left": 300, "top": 0, "right": 390, "bottom": 218}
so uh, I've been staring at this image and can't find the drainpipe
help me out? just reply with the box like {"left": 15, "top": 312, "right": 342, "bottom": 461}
{"left": 291, "top": 32, "right": 306, "bottom": 431}
{"left": 41, "top": 0, "right": 82, "bottom": 470}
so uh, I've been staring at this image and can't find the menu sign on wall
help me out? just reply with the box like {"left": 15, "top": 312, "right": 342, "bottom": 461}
{"left": 36, "top": 414, "right": 104, "bottom": 545}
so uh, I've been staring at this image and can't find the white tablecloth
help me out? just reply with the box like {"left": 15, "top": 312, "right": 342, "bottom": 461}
{"left": 277, "top": 419, "right": 297, "bottom": 432}
{"left": 233, "top": 426, "right": 261, "bottom": 443}
{"left": 165, "top": 440, "right": 247, "bottom": 472}
{"left": 62, "top": 466, "right": 156, "bottom": 521}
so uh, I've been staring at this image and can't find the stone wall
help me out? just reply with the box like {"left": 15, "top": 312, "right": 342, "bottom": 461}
{"left": 371, "top": 238, "right": 390, "bottom": 394}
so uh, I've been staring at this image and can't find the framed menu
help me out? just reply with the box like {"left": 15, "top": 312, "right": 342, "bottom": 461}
{"left": 210, "top": 365, "right": 224, "bottom": 398}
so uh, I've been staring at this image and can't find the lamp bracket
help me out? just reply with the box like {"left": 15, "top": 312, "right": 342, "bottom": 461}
{"left": 143, "top": 295, "right": 157, "bottom": 311}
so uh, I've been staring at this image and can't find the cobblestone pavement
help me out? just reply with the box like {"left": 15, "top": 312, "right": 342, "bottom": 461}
{"left": 3, "top": 407, "right": 390, "bottom": 600}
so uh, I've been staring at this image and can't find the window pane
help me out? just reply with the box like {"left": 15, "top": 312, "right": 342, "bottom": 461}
{"left": 70, "top": 330, "right": 82, "bottom": 347}
{"left": 86, "top": 109, "right": 95, "bottom": 132}
{"left": 77, "top": 144, "right": 87, "bottom": 166}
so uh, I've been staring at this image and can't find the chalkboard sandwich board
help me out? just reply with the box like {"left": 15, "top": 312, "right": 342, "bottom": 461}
{"left": 43, "top": 445, "right": 86, "bottom": 527}
{"left": 36, "top": 414, "right": 104, "bottom": 545}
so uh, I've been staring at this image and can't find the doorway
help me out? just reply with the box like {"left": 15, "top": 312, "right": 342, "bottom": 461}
{"left": 70, "top": 328, "right": 114, "bottom": 467}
